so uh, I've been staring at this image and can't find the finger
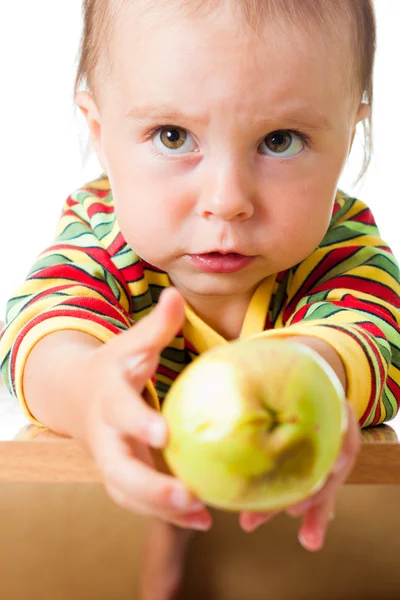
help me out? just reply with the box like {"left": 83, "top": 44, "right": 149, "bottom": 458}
{"left": 92, "top": 425, "right": 211, "bottom": 530}
{"left": 144, "top": 505, "right": 213, "bottom": 531}
{"left": 109, "top": 484, "right": 212, "bottom": 531}
{"left": 100, "top": 379, "right": 168, "bottom": 448}
{"left": 115, "top": 288, "right": 186, "bottom": 396}
{"left": 312, "top": 402, "right": 361, "bottom": 501}
{"left": 102, "top": 440, "right": 206, "bottom": 516}
{"left": 298, "top": 495, "right": 336, "bottom": 552}
{"left": 107, "top": 478, "right": 213, "bottom": 531}
{"left": 239, "top": 511, "right": 280, "bottom": 532}
{"left": 287, "top": 402, "right": 361, "bottom": 517}
{"left": 332, "top": 401, "right": 361, "bottom": 475}
{"left": 117, "top": 287, "right": 185, "bottom": 363}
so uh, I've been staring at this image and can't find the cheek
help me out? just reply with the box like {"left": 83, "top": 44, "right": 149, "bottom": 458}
{"left": 108, "top": 164, "right": 190, "bottom": 263}
{"left": 271, "top": 183, "right": 336, "bottom": 264}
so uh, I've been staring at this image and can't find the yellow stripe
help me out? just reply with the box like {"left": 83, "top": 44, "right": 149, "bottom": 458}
{"left": 21, "top": 279, "right": 112, "bottom": 296}
{"left": 167, "top": 337, "right": 186, "bottom": 351}
{"left": 240, "top": 275, "right": 276, "bottom": 339}
{"left": 84, "top": 177, "right": 111, "bottom": 191}
{"left": 328, "top": 235, "right": 390, "bottom": 249}
{"left": 14, "top": 316, "right": 158, "bottom": 425}
{"left": 288, "top": 252, "right": 323, "bottom": 297}
{"left": 7, "top": 290, "right": 131, "bottom": 331}
{"left": 157, "top": 373, "right": 176, "bottom": 388}
{"left": 102, "top": 218, "right": 121, "bottom": 251}
{"left": 335, "top": 197, "right": 367, "bottom": 221}
{"left": 346, "top": 265, "right": 400, "bottom": 290}
{"left": 324, "top": 289, "right": 400, "bottom": 324}
{"left": 144, "top": 269, "right": 171, "bottom": 288}
{"left": 38, "top": 247, "right": 104, "bottom": 263}
{"left": 183, "top": 302, "right": 227, "bottom": 354}
{"left": 183, "top": 275, "right": 275, "bottom": 352}
{"left": 127, "top": 277, "right": 154, "bottom": 302}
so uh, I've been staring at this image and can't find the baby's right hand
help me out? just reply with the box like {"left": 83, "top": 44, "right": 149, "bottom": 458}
{"left": 80, "top": 287, "right": 212, "bottom": 531}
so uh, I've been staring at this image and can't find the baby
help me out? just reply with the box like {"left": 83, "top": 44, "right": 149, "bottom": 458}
{"left": 1, "top": 0, "right": 400, "bottom": 598}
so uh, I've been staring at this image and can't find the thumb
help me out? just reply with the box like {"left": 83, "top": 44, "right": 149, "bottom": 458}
{"left": 121, "top": 287, "right": 186, "bottom": 387}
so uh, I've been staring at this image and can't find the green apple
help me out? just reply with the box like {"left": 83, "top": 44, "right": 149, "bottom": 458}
{"left": 162, "top": 338, "right": 347, "bottom": 511}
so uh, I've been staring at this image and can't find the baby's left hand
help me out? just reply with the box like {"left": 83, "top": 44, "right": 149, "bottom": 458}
{"left": 239, "top": 401, "right": 361, "bottom": 551}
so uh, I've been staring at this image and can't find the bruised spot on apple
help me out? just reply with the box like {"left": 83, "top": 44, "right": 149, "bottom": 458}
{"left": 162, "top": 339, "right": 347, "bottom": 512}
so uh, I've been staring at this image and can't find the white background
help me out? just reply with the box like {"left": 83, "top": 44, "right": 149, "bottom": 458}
{"left": 0, "top": 1, "right": 399, "bottom": 318}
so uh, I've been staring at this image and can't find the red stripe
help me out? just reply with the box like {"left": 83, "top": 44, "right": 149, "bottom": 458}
{"left": 276, "top": 268, "right": 290, "bottom": 284}
{"left": 10, "top": 308, "right": 123, "bottom": 388}
{"left": 356, "top": 321, "right": 385, "bottom": 339}
{"left": 311, "top": 276, "right": 400, "bottom": 306}
{"left": 331, "top": 295, "right": 396, "bottom": 323}
{"left": 141, "top": 260, "right": 165, "bottom": 273}
{"left": 351, "top": 208, "right": 376, "bottom": 225}
{"left": 108, "top": 232, "right": 126, "bottom": 256}
{"left": 23, "top": 285, "right": 73, "bottom": 309}
{"left": 120, "top": 263, "right": 145, "bottom": 283}
{"left": 66, "top": 197, "right": 78, "bottom": 208}
{"left": 184, "top": 339, "right": 197, "bottom": 354}
{"left": 289, "top": 304, "right": 309, "bottom": 324}
{"left": 331, "top": 201, "right": 340, "bottom": 217}
{"left": 31, "top": 263, "right": 112, "bottom": 292}
{"left": 387, "top": 377, "right": 400, "bottom": 409}
{"left": 59, "top": 296, "right": 130, "bottom": 324}
{"left": 264, "top": 313, "right": 274, "bottom": 330}
{"left": 158, "top": 364, "right": 180, "bottom": 381}
{"left": 356, "top": 328, "right": 383, "bottom": 426}
{"left": 284, "top": 246, "right": 359, "bottom": 321}
{"left": 62, "top": 209, "right": 86, "bottom": 221}
{"left": 33, "top": 246, "right": 131, "bottom": 308}
{"left": 87, "top": 202, "right": 114, "bottom": 218}
{"left": 81, "top": 187, "right": 111, "bottom": 199}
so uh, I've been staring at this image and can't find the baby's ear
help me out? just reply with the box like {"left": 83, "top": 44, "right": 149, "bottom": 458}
{"left": 349, "top": 102, "right": 371, "bottom": 153}
{"left": 75, "top": 91, "right": 107, "bottom": 173}
{"left": 355, "top": 102, "right": 371, "bottom": 124}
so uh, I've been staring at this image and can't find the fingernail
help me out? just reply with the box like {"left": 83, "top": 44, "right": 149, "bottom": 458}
{"left": 189, "top": 517, "right": 211, "bottom": 531}
{"left": 126, "top": 353, "right": 147, "bottom": 375}
{"left": 245, "top": 514, "right": 272, "bottom": 532}
{"left": 147, "top": 419, "right": 167, "bottom": 447}
{"left": 171, "top": 488, "right": 203, "bottom": 511}
{"left": 329, "top": 511, "right": 335, "bottom": 521}
{"left": 159, "top": 288, "right": 172, "bottom": 306}
{"left": 298, "top": 531, "right": 309, "bottom": 549}
{"left": 298, "top": 529, "right": 323, "bottom": 552}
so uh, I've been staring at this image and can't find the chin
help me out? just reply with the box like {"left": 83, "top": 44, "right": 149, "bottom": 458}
{"left": 181, "top": 271, "right": 266, "bottom": 298}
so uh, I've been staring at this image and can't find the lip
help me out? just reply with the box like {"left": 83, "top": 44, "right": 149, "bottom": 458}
{"left": 185, "top": 252, "right": 256, "bottom": 273}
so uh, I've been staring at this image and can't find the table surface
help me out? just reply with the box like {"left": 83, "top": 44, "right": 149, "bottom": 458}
{"left": 1, "top": 383, "right": 400, "bottom": 484}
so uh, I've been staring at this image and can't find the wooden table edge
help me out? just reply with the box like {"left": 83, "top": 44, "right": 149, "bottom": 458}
{"left": 1, "top": 440, "right": 400, "bottom": 484}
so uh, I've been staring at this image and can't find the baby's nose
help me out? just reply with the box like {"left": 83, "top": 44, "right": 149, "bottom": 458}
{"left": 196, "top": 164, "right": 255, "bottom": 222}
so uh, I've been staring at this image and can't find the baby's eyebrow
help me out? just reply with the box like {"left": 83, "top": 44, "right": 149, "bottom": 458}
{"left": 124, "top": 104, "right": 206, "bottom": 125}
{"left": 124, "top": 102, "right": 333, "bottom": 132}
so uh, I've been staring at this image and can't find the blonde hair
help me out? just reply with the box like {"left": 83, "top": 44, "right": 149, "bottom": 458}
{"left": 75, "top": 0, "right": 376, "bottom": 183}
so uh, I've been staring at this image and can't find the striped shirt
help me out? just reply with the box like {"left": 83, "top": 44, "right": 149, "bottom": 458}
{"left": 0, "top": 176, "right": 399, "bottom": 428}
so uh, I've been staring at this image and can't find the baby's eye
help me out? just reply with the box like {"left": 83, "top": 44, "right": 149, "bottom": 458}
{"left": 258, "top": 130, "right": 305, "bottom": 158}
{"left": 153, "top": 127, "right": 197, "bottom": 155}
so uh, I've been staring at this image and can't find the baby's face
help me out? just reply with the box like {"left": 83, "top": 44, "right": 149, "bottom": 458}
{"left": 80, "top": 3, "right": 368, "bottom": 305}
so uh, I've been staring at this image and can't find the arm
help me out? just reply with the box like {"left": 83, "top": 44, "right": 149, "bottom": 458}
{"left": 0, "top": 179, "right": 147, "bottom": 426}
{"left": 286, "top": 335, "right": 347, "bottom": 394}
{"left": 253, "top": 193, "right": 400, "bottom": 427}
{"left": 240, "top": 195, "right": 394, "bottom": 546}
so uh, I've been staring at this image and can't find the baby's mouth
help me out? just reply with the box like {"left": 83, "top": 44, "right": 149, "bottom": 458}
{"left": 185, "top": 252, "right": 256, "bottom": 274}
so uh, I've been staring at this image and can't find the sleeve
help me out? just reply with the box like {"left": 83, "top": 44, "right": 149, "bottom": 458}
{"left": 0, "top": 184, "right": 158, "bottom": 424}
{"left": 253, "top": 194, "right": 400, "bottom": 427}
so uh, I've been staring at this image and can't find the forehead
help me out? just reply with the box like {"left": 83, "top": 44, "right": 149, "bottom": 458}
{"left": 105, "top": 2, "right": 354, "bottom": 122}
